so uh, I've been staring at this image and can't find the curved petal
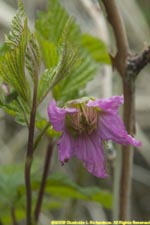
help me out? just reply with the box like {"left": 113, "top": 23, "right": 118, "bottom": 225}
{"left": 87, "top": 96, "right": 123, "bottom": 113}
{"left": 57, "top": 130, "right": 107, "bottom": 178}
{"left": 74, "top": 132, "right": 108, "bottom": 178}
{"left": 99, "top": 112, "right": 141, "bottom": 147}
{"left": 57, "top": 130, "right": 74, "bottom": 163}
{"left": 47, "top": 99, "right": 77, "bottom": 131}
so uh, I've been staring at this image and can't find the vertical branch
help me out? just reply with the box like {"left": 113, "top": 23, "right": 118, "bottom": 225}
{"left": 25, "top": 76, "right": 38, "bottom": 225}
{"left": 100, "top": 0, "right": 135, "bottom": 220}
{"left": 120, "top": 78, "right": 135, "bottom": 219}
{"left": 100, "top": 0, "right": 129, "bottom": 75}
{"left": 99, "top": 0, "right": 150, "bottom": 219}
{"left": 34, "top": 140, "right": 53, "bottom": 223}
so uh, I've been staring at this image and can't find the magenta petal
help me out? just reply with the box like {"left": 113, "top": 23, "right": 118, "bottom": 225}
{"left": 87, "top": 96, "right": 123, "bottom": 113}
{"left": 99, "top": 113, "right": 141, "bottom": 147}
{"left": 47, "top": 99, "right": 77, "bottom": 131}
{"left": 57, "top": 130, "right": 107, "bottom": 178}
{"left": 74, "top": 133, "right": 107, "bottom": 178}
{"left": 57, "top": 130, "right": 74, "bottom": 163}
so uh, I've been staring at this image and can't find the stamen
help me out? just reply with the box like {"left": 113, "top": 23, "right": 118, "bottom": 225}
{"left": 66, "top": 101, "right": 98, "bottom": 136}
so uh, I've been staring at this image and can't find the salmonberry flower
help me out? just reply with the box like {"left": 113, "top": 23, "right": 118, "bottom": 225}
{"left": 47, "top": 96, "right": 141, "bottom": 178}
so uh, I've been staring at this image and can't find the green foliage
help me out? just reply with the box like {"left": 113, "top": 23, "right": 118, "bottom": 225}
{"left": 0, "top": 0, "right": 110, "bottom": 130}
{"left": 0, "top": 0, "right": 41, "bottom": 107}
{"left": 0, "top": 162, "right": 40, "bottom": 224}
{"left": 36, "top": 0, "right": 80, "bottom": 44}
{"left": 0, "top": 164, "right": 25, "bottom": 224}
{"left": 52, "top": 52, "right": 97, "bottom": 103}
{"left": 0, "top": 42, "right": 31, "bottom": 104}
{"left": 25, "top": 32, "right": 41, "bottom": 82}
{"left": 44, "top": 173, "right": 112, "bottom": 209}
{"left": 5, "top": 0, "right": 26, "bottom": 49}
{"left": 81, "top": 33, "right": 111, "bottom": 64}
{"left": 0, "top": 44, "right": 10, "bottom": 56}
{"left": 37, "top": 37, "right": 58, "bottom": 68}
{"left": 36, "top": 0, "right": 110, "bottom": 105}
{"left": 0, "top": 1, "right": 111, "bottom": 221}
{"left": 0, "top": 1, "right": 34, "bottom": 102}
{"left": 0, "top": 0, "right": 41, "bottom": 126}
{"left": 36, "top": 0, "right": 86, "bottom": 104}
{"left": 35, "top": 116, "right": 60, "bottom": 137}
{"left": 37, "top": 30, "right": 78, "bottom": 103}
{"left": 0, "top": 86, "right": 30, "bottom": 126}
{"left": 0, "top": 163, "right": 112, "bottom": 224}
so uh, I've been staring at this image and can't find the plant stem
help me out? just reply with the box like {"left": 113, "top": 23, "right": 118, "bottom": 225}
{"left": 119, "top": 78, "right": 135, "bottom": 219}
{"left": 11, "top": 206, "right": 18, "bottom": 225}
{"left": 100, "top": 0, "right": 129, "bottom": 76}
{"left": 25, "top": 78, "right": 38, "bottom": 225}
{"left": 34, "top": 140, "right": 53, "bottom": 223}
{"left": 100, "top": 0, "right": 133, "bottom": 220}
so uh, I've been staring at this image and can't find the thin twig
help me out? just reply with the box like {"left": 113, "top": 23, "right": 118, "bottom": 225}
{"left": 34, "top": 140, "right": 53, "bottom": 223}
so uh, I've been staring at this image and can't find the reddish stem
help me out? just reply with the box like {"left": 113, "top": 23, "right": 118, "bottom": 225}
{"left": 34, "top": 140, "right": 53, "bottom": 223}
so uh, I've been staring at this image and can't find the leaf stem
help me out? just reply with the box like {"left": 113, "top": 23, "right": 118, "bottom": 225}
{"left": 34, "top": 140, "right": 53, "bottom": 223}
{"left": 25, "top": 77, "right": 38, "bottom": 225}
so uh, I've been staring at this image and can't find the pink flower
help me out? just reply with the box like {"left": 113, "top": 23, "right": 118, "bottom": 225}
{"left": 47, "top": 96, "right": 141, "bottom": 178}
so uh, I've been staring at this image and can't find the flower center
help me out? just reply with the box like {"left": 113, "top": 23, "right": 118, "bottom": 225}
{"left": 65, "top": 101, "right": 98, "bottom": 136}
